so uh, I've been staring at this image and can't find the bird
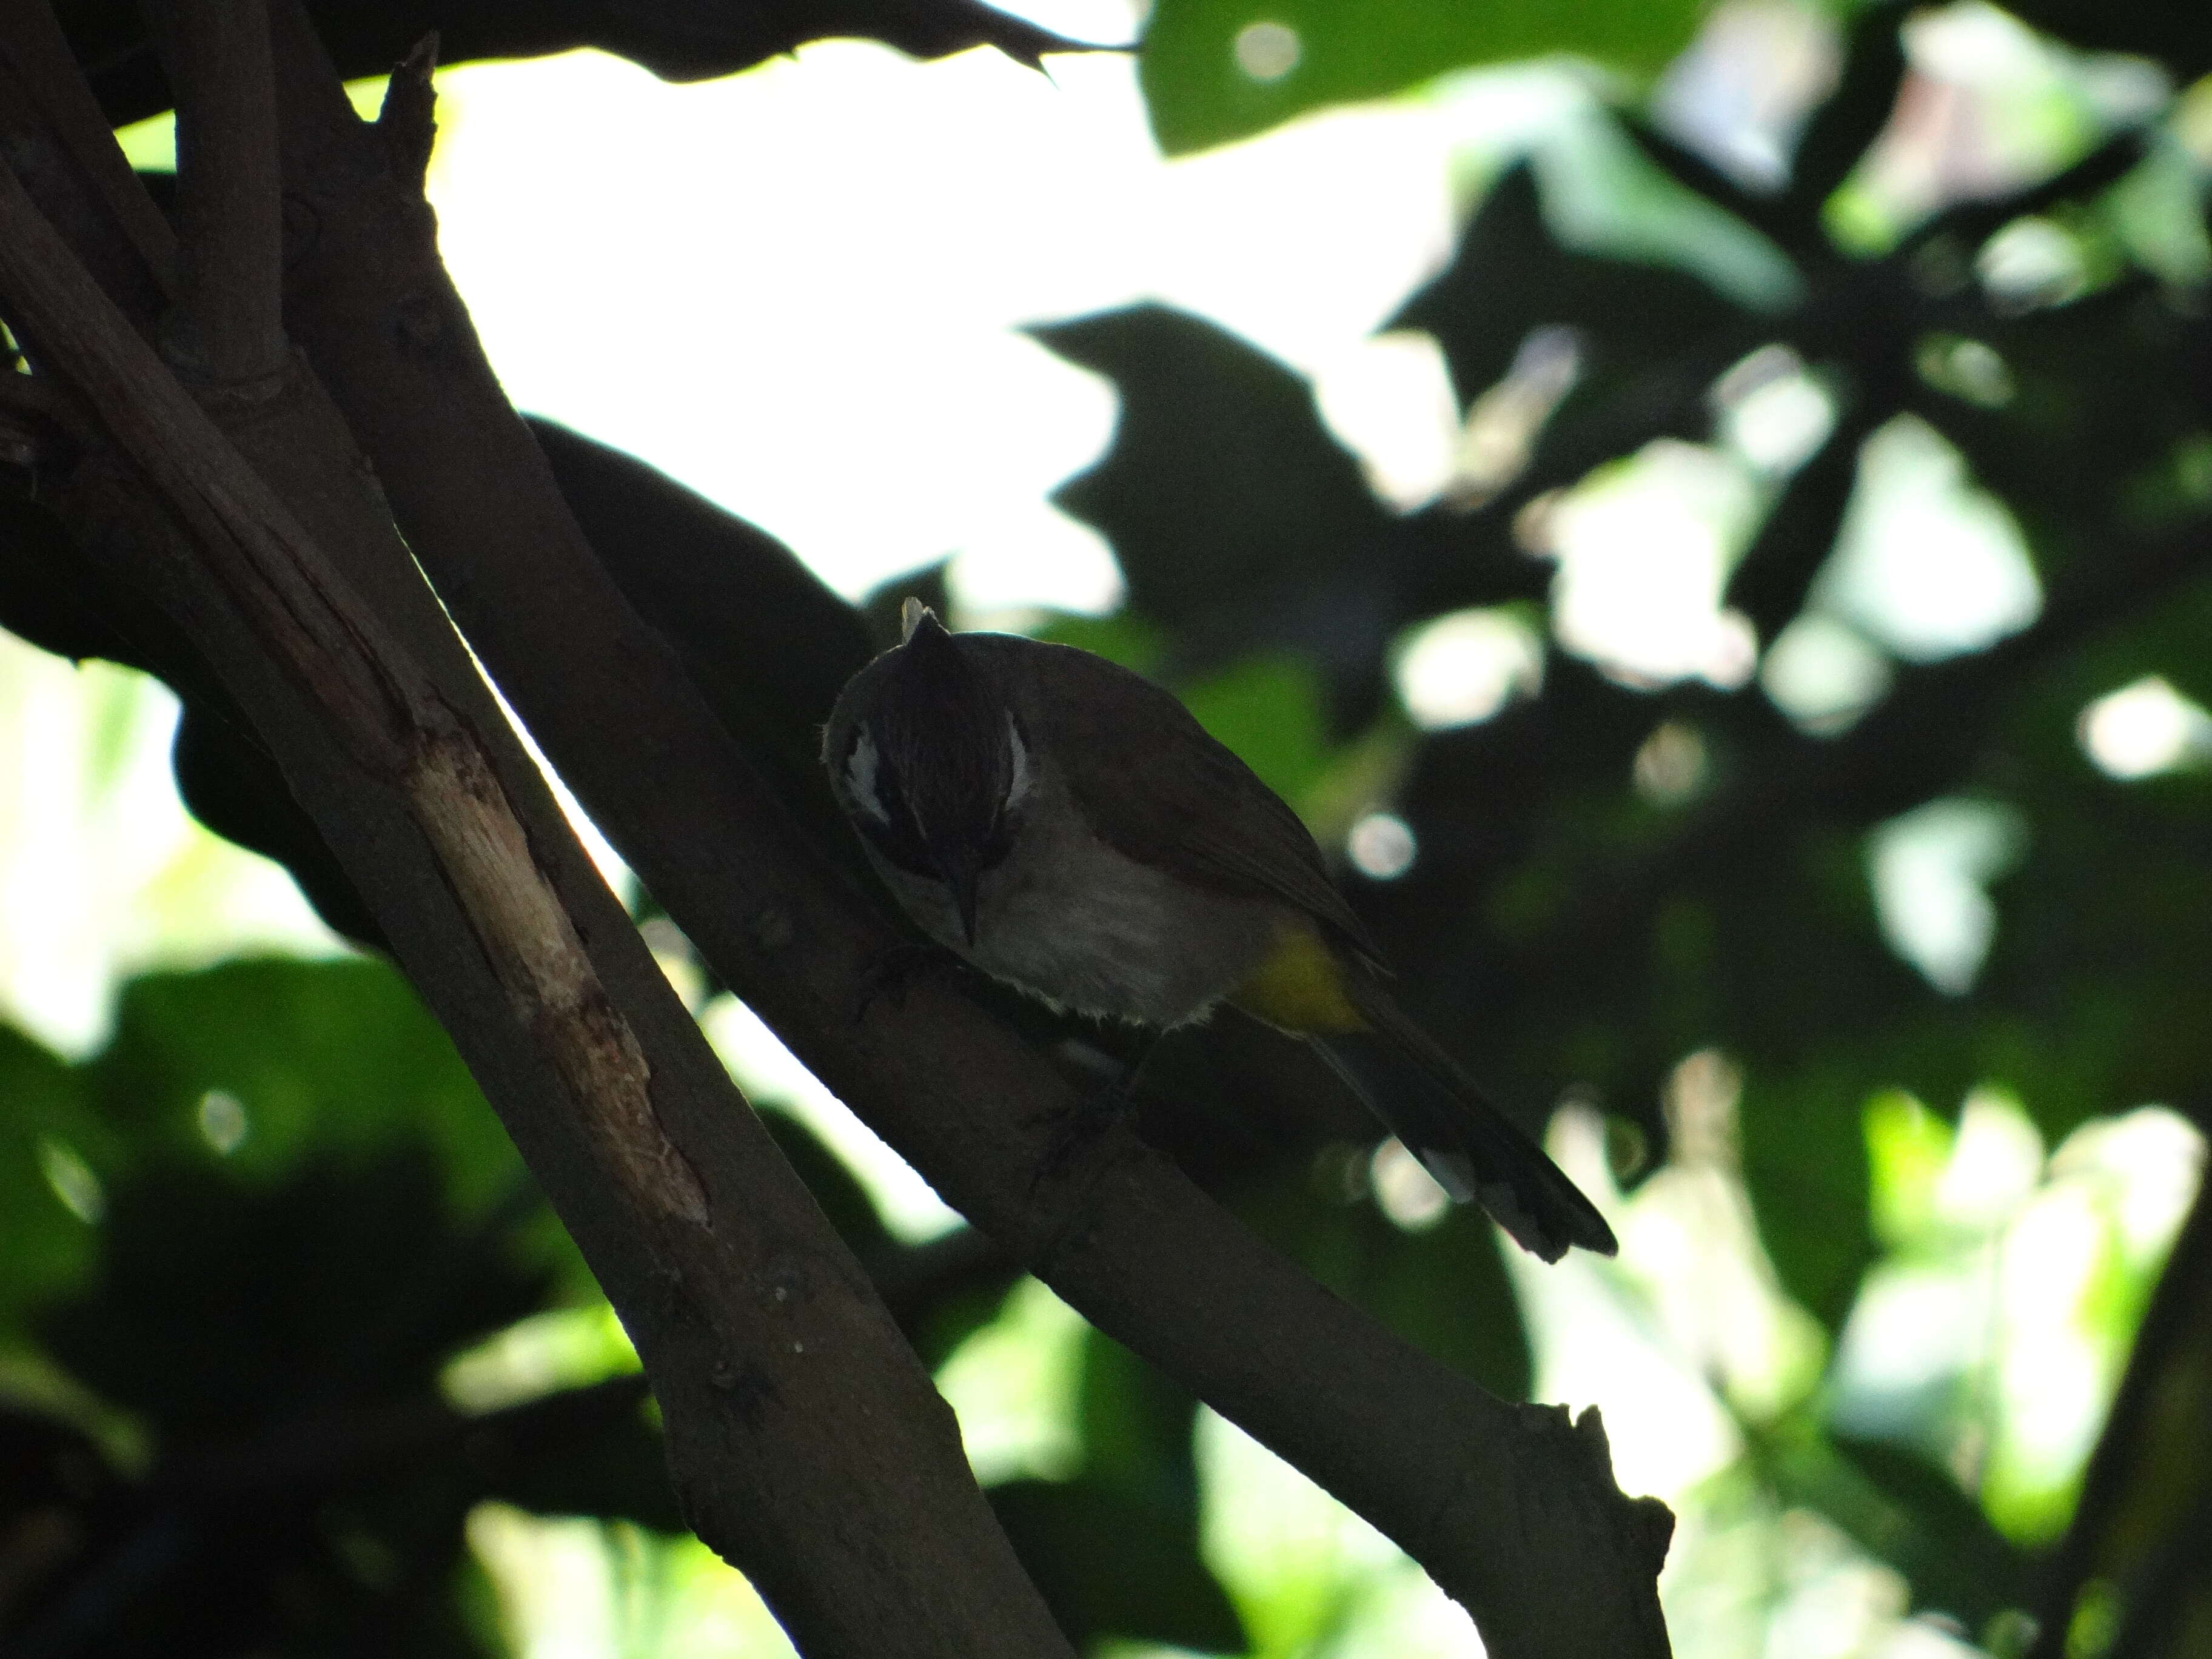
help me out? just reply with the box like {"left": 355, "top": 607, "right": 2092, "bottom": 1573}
{"left": 822, "top": 601, "right": 1617, "bottom": 1261}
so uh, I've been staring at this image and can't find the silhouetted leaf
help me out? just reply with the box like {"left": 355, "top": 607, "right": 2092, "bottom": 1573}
{"left": 472, "top": 1377, "right": 683, "bottom": 1532}
{"left": 990, "top": 1476, "right": 1246, "bottom": 1653}
{"left": 1036, "top": 304, "right": 1408, "bottom": 717}
{"left": 37, "top": 1150, "right": 546, "bottom": 1435}
{"left": 63, "top": 0, "right": 1112, "bottom": 129}
{"left": 1392, "top": 164, "right": 1751, "bottom": 413}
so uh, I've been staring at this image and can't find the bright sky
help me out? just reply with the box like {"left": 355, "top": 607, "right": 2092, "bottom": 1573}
{"left": 417, "top": 34, "right": 1566, "bottom": 609}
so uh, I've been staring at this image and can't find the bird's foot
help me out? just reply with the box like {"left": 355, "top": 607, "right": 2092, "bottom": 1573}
{"left": 853, "top": 939, "right": 959, "bottom": 1023}
{"left": 1025, "top": 1032, "right": 1165, "bottom": 1191}
{"left": 1026, "top": 1075, "right": 1133, "bottom": 1192}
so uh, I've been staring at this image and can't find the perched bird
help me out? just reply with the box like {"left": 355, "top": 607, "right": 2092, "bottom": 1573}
{"left": 822, "top": 602, "right": 1616, "bottom": 1261}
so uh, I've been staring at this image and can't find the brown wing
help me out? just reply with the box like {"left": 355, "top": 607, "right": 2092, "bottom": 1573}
{"left": 964, "top": 634, "right": 1387, "bottom": 968}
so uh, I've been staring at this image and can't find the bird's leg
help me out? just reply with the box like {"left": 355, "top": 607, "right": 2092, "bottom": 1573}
{"left": 1116, "top": 1027, "right": 1168, "bottom": 1098}
{"left": 1028, "top": 1027, "right": 1166, "bottom": 1189}
{"left": 852, "top": 938, "right": 962, "bottom": 1023}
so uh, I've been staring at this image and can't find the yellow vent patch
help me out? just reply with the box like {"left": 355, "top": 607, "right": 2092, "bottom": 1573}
{"left": 1228, "top": 920, "right": 1367, "bottom": 1036}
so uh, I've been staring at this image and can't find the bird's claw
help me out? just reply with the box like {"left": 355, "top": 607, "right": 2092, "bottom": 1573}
{"left": 853, "top": 940, "right": 956, "bottom": 1023}
{"left": 1026, "top": 1071, "right": 1140, "bottom": 1192}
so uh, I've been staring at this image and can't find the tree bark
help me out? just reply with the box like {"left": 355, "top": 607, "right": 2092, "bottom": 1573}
{"left": 261, "top": 12, "right": 1676, "bottom": 1655}
{"left": 0, "top": 7, "right": 1072, "bottom": 1654}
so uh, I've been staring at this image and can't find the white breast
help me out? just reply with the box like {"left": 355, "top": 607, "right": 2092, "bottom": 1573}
{"left": 862, "top": 762, "right": 1284, "bottom": 1029}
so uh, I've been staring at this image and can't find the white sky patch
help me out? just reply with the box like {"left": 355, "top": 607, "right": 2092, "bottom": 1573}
{"left": 1538, "top": 440, "right": 1760, "bottom": 689}
{"left": 1313, "top": 330, "right": 1464, "bottom": 511}
{"left": 1832, "top": 1089, "right": 2040, "bottom": 1444}
{"left": 2050, "top": 1105, "right": 2205, "bottom": 1256}
{"left": 1233, "top": 21, "right": 1303, "bottom": 84}
{"left": 1507, "top": 1104, "right": 1746, "bottom": 1503}
{"left": 1984, "top": 1105, "right": 2202, "bottom": 1535}
{"left": 933, "top": 1277, "right": 1088, "bottom": 1484}
{"left": 1834, "top": 1091, "right": 2203, "bottom": 1541}
{"left": 1817, "top": 415, "right": 2042, "bottom": 663}
{"left": 1714, "top": 344, "right": 1836, "bottom": 476}
{"left": 1347, "top": 811, "right": 1419, "bottom": 882}
{"left": 699, "top": 993, "right": 961, "bottom": 1242}
{"left": 1761, "top": 612, "right": 1894, "bottom": 732}
{"left": 2077, "top": 675, "right": 2212, "bottom": 779}
{"left": 1979, "top": 215, "right": 2091, "bottom": 308}
{"left": 1934, "top": 1086, "right": 2046, "bottom": 1229}
{"left": 1829, "top": 1251, "right": 1994, "bottom": 1439}
{"left": 0, "top": 638, "right": 344, "bottom": 1057}
{"left": 1446, "top": 324, "right": 1583, "bottom": 504}
{"left": 1650, "top": 0, "right": 1839, "bottom": 189}
{"left": 1866, "top": 797, "right": 2026, "bottom": 996}
{"left": 420, "top": 44, "right": 1476, "bottom": 605}
{"left": 1392, "top": 606, "right": 1544, "bottom": 728}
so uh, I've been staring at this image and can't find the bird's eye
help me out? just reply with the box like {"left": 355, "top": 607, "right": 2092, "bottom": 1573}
{"left": 842, "top": 726, "right": 937, "bottom": 878}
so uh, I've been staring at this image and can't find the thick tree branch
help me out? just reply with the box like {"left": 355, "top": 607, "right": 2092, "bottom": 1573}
{"left": 0, "top": 25, "right": 1071, "bottom": 1652}
{"left": 150, "top": 0, "right": 286, "bottom": 385}
{"left": 2028, "top": 1152, "right": 2212, "bottom": 1659}
{"left": 0, "top": 0, "right": 175, "bottom": 290}
{"left": 264, "top": 11, "right": 1675, "bottom": 1654}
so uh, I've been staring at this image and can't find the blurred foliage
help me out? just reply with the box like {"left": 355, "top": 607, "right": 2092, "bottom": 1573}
{"left": 5, "top": 0, "right": 2212, "bottom": 1655}
{"left": 0, "top": 959, "right": 674, "bottom": 1654}
{"left": 1140, "top": 0, "right": 1706, "bottom": 156}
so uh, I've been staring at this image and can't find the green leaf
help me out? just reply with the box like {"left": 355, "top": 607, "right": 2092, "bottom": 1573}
{"left": 1140, "top": 0, "right": 1705, "bottom": 156}
{"left": 1863, "top": 1090, "right": 1954, "bottom": 1250}
{"left": 1231, "top": 1159, "right": 1531, "bottom": 1403}
{"left": 36, "top": 1149, "right": 549, "bottom": 1437}
{"left": 1739, "top": 1065, "right": 1877, "bottom": 1333}
{"left": 0, "top": 1026, "right": 100, "bottom": 1341}
{"left": 989, "top": 1476, "right": 1247, "bottom": 1653}
{"left": 86, "top": 958, "right": 521, "bottom": 1215}
{"left": 1078, "top": 1330, "right": 1202, "bottom": 1511}
{"left": 475, "top": 1378, "right": 684, "bottom": 1532}
{"left": 1180, "top": 652, "right": 1335, "bottom": 806}
{"left": 1036, "top": 305, "right": 1395, "bottom": 638}
{"left": 1752, "top": 1419, "right": 2032, "bottom": 1632}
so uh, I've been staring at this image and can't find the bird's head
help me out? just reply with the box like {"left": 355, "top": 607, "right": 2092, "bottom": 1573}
{"left": 825, "top": 602, "right": 1034, "bottom": 945}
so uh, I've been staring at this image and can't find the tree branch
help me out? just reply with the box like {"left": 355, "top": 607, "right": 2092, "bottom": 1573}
{"left": 2028, "top": 1149, "right": 2212, "bottom": 1659}
{"left": 264, "top": 9, "right": 1676, "bottom": 1654}
{"left": 0, "top": 0, "right": 176, "bottom": 291}
{"left": 0, "top": 28, "right": 1071, "bottom": 1652}
{"left": 150, "top": 0, "right": 287, "bottom": 386}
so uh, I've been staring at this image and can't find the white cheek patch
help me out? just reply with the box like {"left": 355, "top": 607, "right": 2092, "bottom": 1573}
{"left": 845, "top": 728, "right": 893, "bottom": 825}
{"left": 1005, "top": 715, "right": 1034, "bottom": 811}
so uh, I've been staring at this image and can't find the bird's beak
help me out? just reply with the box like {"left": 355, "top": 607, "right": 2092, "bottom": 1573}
{"left": 950, "top": 867, "right": 980, "bottom": 949}
{"left": 930, "top": 841, "right": 982, "bottom": 948}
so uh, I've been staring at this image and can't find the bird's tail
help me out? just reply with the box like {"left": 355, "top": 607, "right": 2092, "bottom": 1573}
{"left": 1316, "top": 980, "right": 1617, "bottom": 1262}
